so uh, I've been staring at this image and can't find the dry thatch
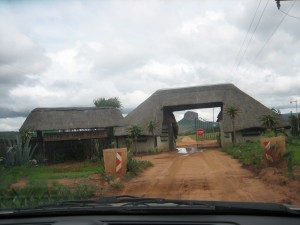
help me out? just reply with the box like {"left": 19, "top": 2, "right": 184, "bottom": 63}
{"left": 115, "top": 83, "right": 288, "bottom": 136}
{"left": 21, "top": 107, "right": 125, "bottom": 131}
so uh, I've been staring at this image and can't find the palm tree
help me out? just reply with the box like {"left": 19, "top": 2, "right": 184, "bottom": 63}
{"left": 225, "top": 105, "right": 239, "bottom": 144}
{"left": 147, "top": 120, "right": 158, "bottom": 149}
{"left": 260, "top": 114, "right": 278, "bottom": 136}
{"left": 127, "top": 125, "right": 142, "bottom": 154}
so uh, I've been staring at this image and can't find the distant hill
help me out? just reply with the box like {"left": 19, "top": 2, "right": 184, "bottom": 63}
{"left": 177, "top": 111, "right": 219, "bottom": 135}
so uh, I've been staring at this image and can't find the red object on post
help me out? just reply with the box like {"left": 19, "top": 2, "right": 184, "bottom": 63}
{"left": 197, "top": 128, "right": 204, "bottom": 136}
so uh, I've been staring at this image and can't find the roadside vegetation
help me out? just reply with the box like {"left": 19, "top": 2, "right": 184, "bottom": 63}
{"left": 0, "top": 163, "right": 99, "bottom": 209}
{"left": 223, "top": 110, "right": 300, "bottom": 177}
{"left": 1, "top": 125, "right": 153, "bottom": 209}
{"left": 222, "top": 141, "right": 263, "bottom": 167}
{"left": 222, "top": 135, "right": 300, "bottom": 177}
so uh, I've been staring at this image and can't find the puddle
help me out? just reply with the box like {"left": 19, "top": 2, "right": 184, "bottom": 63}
{"left": 177, "top": 147, "right": 203, "bottom": 154}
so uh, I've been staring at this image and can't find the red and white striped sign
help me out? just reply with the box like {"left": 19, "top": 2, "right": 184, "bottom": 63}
{"left": 264, "top": 141, "right": 273, "bottom": 162}
{"left": 116, "top": 152, "right": 122, "bottom": 173}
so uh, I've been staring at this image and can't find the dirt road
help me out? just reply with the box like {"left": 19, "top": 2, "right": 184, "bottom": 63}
{"left": 116, "top": 148, "right": 300, "bottom": 204}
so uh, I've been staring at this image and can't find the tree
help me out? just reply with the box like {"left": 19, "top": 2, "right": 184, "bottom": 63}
{"left": 289, "top": 114, "right": 299, "bottom": 136}
{"left": 127, "top": 125, "right": 142, "bottom": 154}
{"left": 260, "top": 114, "right": 279, "bottom": 136}
{"left": 225, "top": 105, "right": 239, "bottom": 144}
{"left": 93, "top": 97, "right": 122, "bottom": 109}
{"left": 147, "top": 120, "right": 158, "bottom": 149}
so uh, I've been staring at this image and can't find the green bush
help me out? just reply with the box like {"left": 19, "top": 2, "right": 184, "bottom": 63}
{"left": 127, "top": 150, "right": 153, "bottom": 175}
{"left": 110, "top": 181, "right": 123, "bottom": 189}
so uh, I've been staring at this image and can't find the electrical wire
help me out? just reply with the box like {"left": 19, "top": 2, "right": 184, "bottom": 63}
{"left": 230, "top": 0, "right": 262, "bottom": 75}
{"left": 279, "top": 8, "right": 300, "bottom": 20}
{"left": 254, "top": 1, "right": 296, "bottom": 60}
{"left": 233, "top": 0, "right": 270, "bottom": 75}
{"left": 241, "top": 1, "right": 296, "bottom": 76}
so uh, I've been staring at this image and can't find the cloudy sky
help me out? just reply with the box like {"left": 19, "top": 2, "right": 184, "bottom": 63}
{"left": 0, "top": 0, "right": 300, "bottom": 131}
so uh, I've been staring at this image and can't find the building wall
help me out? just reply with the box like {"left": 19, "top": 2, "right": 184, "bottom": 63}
{"left": 116, "top": 135, "right": 172, "bottom": 153}
{"left": 116, "top": 136, "right": 157, "bottom": 153}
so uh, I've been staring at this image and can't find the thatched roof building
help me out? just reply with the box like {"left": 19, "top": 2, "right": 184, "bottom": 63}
{"left": 115, "top": 83, "right": 288, "bottom": 136}
{"left": 21, "top": 107, "right": 125, "bottom": 131}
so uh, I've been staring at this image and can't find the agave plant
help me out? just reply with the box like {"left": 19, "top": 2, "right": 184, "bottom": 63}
{"left": 5, "top": 135, "right": 37, "bottom": 166}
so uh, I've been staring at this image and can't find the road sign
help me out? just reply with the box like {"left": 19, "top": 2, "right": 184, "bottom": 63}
{"left": 116, "top": 152, "right": 122, "bottom": 173}
{"left": 197, "top": 128, "right": 204, "bottom": 136}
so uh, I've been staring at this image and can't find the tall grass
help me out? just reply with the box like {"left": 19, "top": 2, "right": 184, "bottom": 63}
{"left": 222, "top": 141, "right": 263, "bottom": 167}
{"left": 222, "top": 136, "right": 300, "bottom": 171}
{"left": 0, "top": 180, "right": 95, "bottom": 209}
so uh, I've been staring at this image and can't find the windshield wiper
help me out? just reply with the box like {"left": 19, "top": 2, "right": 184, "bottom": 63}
{"left": 24, "top": 195, "right": 212, "bottom": 209}
{"left": 3, "top": 196, "right": 300, "bottom": 216}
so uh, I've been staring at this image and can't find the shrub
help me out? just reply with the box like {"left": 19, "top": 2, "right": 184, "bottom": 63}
{"left": 110, "top": 181, "right": 123, "bottom": 189}
{"left": 126, "top": 150, "right": 153, "bottom": 175}
{"left": 5, "top": 136, "right": 37, "bottom": 167}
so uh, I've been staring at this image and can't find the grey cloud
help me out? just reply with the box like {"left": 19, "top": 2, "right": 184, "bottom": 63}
{"left": 0, "top": 108, "right": 30, "bottom": 119}
{"left": 0, "top": 14, "right": 50, "bottom": 115}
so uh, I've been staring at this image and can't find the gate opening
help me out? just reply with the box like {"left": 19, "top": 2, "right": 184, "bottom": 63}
{"left": 174, "top": 107, "right": 221, "bottom": 150}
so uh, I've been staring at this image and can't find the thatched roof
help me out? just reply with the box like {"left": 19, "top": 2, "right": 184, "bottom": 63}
{"left": 21, "top": 107, "right": 125, "bottom": 131}
{"left": 115, "top": 83, "right": 289, "bottom": 136}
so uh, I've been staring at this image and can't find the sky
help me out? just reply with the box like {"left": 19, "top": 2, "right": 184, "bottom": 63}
{"left": 0, "top": 0, "right": 300, "bottom": 131}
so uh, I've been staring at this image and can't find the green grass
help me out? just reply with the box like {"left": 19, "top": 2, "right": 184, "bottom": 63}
{"left": 1, "top": 163, "right": 104, "bottom": 191}
{"left": 222, "top": 136, "right": 300, "bottom": 168}
{"left": 0, "top": 162, "right": 101, "bottom": 209}
{"left": 287, "top": 137, "right": 300, "bottom": 166}
{"left": 0, "top": 180, "right": 95, "bottom": 209}
{"left": 0, "top": 152, "right": 154, "bottom": 209}
{"left": 222, "top": 141, "right": 262, "bottom": 167}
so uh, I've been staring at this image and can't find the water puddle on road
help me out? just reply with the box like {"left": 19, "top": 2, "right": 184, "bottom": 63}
{"left": 177, "top": 147, "right": 204, "bottom": 154}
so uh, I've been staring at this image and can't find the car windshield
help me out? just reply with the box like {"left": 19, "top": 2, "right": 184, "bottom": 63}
{"left": 1, "top": 0, "right": 300, "bottom": 211}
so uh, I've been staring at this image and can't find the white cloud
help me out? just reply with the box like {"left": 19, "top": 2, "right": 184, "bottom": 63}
{"left": 0, "top": 117, "right": 26, "bottom": 131}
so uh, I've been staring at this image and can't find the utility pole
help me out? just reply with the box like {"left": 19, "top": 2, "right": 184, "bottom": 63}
{"left": 290, "top": 99, "right": 299, "bottom": 132}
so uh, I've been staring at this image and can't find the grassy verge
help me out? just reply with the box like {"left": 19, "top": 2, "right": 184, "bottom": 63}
{"left": 0, "top": 180, "right": 95, "bottom": 209}
{"left": 1, "top": 162, "right": 104, "bottom": 190}
{"left": 222, "top": 136, "right": 300, "bottom": 168}
{"left": 0, "top": 162, "right": 104, "bottom": 209}
{"left": 1, "top": 151, "right": 154, "bottom": 209}
{"left": 286, "top": 136, "right": 300, "bottom": 166}
{"left": 222, "top": 141, "right": 262, "bottom": 167}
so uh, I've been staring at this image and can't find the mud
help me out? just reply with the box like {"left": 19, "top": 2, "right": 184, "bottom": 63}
{"left": 114, "top": 149, "right": 300, "bottom": 205}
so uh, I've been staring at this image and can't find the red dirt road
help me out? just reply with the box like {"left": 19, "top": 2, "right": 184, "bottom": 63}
{"left": 116, "top": 148, "right": 300, "bottom": 204}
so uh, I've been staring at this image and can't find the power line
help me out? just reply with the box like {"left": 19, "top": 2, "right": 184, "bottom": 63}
{"left": 242, "top": 1, "right": 296, "bottom": 75}
{"left": 230, "top": 0, "right": 262, "bottom": 74}
{"left": 279, "top": 8, "right": 300, "bottom": 20}
{"left": 254, "top": 1, "right": 296, "bottom": 59}
{"left": 233, "top": 0, "right": 270, "bottom": 74}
